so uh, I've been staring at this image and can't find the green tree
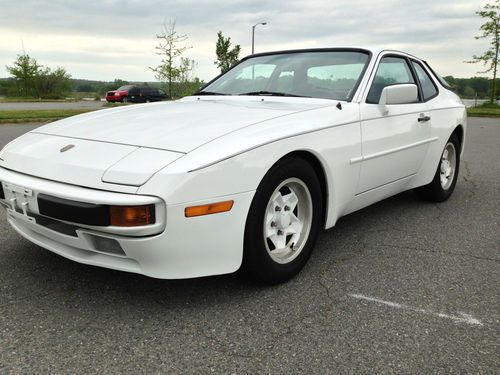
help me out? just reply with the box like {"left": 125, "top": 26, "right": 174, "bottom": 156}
{"left": 467, "top": 0, "right": 500, "bottom": 103}
{"left": 176, "top": 57, "right": 198, "bottom": 97}
{"left": 35, "top": 66, "right": 71, "bottom": 99}
{"left": 150, "top": 19, "right": 192, "bottom": 98}
{"left": 214, "top": 31, "right": 241, "bottom": 73}
{"left": 6, "top": 54, "right": 41, "bottom": 96}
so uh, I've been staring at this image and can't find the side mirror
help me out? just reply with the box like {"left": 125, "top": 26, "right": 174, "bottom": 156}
{"left": 379, "top": 84, "right": 418, "bottom": 105}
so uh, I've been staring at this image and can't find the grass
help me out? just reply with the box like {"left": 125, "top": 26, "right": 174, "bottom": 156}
{"left": 0, "top": 97, "right": 80, "bottom": 103}
{"left": 467, "top": 102, "right": 500, "bottom": 118}
{"left": 0, "top": 109, "right": 97, "bottom": 124}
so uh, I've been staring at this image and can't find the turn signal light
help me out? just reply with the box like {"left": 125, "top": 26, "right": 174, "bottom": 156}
{"left": 185, "top": 200, "right": 234, "bottom": 218}
{"left": 109, "top": 205, "right": 155, "bottom": 227}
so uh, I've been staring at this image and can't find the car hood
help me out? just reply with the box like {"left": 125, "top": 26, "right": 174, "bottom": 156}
{"left": 31, "top": 97, "right": 331, "bottom": 153}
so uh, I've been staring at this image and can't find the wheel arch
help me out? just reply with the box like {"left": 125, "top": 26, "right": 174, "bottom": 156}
{"left": 452, "top": 124, "right": 465, "bottom": 155}
{"left": 274, "top": 150, "right": 329, "bottom": 228}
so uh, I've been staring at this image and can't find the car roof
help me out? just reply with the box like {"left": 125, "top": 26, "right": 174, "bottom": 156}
{"left": 247, "top": 46, "right": 421, "bottom": 61}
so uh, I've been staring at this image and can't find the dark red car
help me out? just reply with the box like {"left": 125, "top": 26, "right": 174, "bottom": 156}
{"left": 105, "top": 85, "right": 134, "bottom": 102}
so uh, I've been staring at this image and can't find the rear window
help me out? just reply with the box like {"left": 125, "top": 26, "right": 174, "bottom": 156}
{"left": 423, "top": 62, "right": 452, "bottom": 90}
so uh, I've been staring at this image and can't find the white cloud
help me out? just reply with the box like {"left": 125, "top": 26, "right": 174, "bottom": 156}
{"left": 0, "top": 0, "right": 491, "bottom": 81}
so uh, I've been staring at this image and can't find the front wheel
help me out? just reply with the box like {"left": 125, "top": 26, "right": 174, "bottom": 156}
{"left": 243, "top": 157, "right": 322, "bottom": 284}
{"left": 415, "top": 133, "right": 460, "bottom": 202}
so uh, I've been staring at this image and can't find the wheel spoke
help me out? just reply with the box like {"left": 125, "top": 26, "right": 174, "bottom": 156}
{"left": 268, "top": 233, "right": 287, "bottom": 251}
{"left": 272, "top": 191, "right": 286, "bottom": 208}
{"left": 282, "top": 191, "right": 299, "bottom": 212}
{"left": 286, "top": 215, "right": 302, "bottom": 235}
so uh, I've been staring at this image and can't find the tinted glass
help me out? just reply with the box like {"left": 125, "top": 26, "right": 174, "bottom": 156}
{"left": 367, "top": 56, "right": 415, "bottom": 103}
{"left": 200, "top": 51, "right": 370, "bottom": 101}
{"left": 117, "top": 85, "right": 134, "bottom": 91}
{"left": 412, "top": 61, "right": 438, "bottom": 100}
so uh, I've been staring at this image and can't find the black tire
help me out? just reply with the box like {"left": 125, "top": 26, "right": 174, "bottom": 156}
{"left": 415, "top": 132, "right": 460, "bottom": 202}
{"left": 243, "top": 157, "right": 323, "bottom": 284}
{"left": 122, "top": 96, "right": 128, "bottom": 103}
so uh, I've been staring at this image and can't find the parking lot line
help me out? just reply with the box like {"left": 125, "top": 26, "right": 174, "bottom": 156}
{"left": 349, "top": 293, "right": 483, "bottom": 326}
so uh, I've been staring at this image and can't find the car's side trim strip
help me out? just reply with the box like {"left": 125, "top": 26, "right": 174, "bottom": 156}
{"left": 350, "top": 137, "right": 438, "bottom": 164}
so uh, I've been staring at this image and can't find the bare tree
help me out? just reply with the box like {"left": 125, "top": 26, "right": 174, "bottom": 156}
{"left": 467, "top": 0, "right": 500, "bottom": 103}
{"left": 150, "top": 19, "right": 192, "bottom": 98}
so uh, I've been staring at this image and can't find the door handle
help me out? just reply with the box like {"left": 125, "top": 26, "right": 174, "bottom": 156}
{"left": 418, "top": 114, "right": 431, "bottom": 122}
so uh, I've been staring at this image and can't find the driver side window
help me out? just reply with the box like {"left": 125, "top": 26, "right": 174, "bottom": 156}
{"left": 366, "top": 56, "right": 415, "bottom": 104}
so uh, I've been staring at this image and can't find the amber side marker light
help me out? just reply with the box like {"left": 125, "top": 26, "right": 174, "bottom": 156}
{"left": 185, "top": 200, "right": 234, "bottom": 218}
{"left": 110, "top": 205, "right": 155, "bottom": 227}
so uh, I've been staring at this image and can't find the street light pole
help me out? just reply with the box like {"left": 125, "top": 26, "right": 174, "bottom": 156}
{"left": 251, "top": 22, "right": 267, "bottom": 54}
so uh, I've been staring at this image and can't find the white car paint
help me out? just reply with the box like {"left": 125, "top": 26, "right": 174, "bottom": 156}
{"left": 0, "top": 47, "right": 466, "bottom": 279}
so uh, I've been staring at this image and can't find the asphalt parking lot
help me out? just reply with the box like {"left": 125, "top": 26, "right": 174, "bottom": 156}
{"left": 0, "top": 118, "right": 498, "bottom": 373}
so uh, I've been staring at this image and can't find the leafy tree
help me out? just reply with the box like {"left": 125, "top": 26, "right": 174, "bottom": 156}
{"left": 6, "top": 54, "right": 41, "bottom": 96}
{"left": 35, "top": 66, "right": 71, "bottom": 99}
{"left": 214, "top": 31, "right": 241, "bottom": 73}
{"left": 150, "top": 19, "right": 192, "bottom": 98}
{"left": 467, "top": 0, "right": 500, "bottom": 102}
{"left": 176, "top": 57, "right": 198, "bottom": 97}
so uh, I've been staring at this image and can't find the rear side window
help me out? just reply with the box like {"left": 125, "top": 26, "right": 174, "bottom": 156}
{"left": 412, "top": 61, "right": 438, "bottom": 100}
{"left": 366, "top": 56, "right": 415, "bottom": 103}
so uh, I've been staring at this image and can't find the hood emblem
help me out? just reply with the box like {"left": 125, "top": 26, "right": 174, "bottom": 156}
{"left": 60, "top": 144, "right": 75, "bottom": 153}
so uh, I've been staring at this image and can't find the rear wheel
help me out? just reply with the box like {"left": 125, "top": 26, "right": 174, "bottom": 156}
{"left": 243, "top": 157, "right": 322, "bottom": 284}
{"left": 415, "top": 133, "right": 460, "bottom": 202}
{"left": 122, "top": 96, "right": 128, "bottom": 103}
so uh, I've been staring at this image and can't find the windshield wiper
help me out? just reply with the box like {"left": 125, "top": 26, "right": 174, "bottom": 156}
{"left": 194, "top": 91, "right": 230, "bottom": 96}
{"left": 239, "top": 91, "right": 310, "bottom": 98}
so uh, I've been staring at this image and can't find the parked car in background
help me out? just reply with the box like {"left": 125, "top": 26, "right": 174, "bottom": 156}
{"left": 105, "top": 85, "right": 134, "bottom": 103}
{"left": 128, "top": 87, "right": 167, "bottom": 103}
{"left": 0, "top": 47, "right": 466, "bottom": 284}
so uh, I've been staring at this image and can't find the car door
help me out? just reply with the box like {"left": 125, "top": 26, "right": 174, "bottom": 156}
{"left": 356, "top": 54, "right": 432, "bottom": 194}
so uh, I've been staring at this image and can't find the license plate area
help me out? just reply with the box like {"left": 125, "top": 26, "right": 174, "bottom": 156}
{"left": 1, "top": 182, "right": 38, "bottom": 216}
{"left": 6, "top": 207, "right": 36, "bottom": 223}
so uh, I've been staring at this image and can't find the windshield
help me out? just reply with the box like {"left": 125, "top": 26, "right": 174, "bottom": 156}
{"left": 117, "top": 85, "right": 134, "bottom": 91}
{"left": 199, "top": 50, "right": 370, "bottom": 101}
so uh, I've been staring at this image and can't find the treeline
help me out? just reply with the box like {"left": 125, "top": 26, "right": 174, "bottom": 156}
{"left": 1, "top": 52, "right": 203, "bottom": 99}
{"left": 443, "top": 76, "right": 497, "bottom": 99}
{"left": 0, "top": 76, "right": 203, "bottom": 99}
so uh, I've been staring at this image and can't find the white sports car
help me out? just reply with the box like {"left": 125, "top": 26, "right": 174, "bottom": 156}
{"left": 0, "top": 47, "right": 466, "bottom": 284}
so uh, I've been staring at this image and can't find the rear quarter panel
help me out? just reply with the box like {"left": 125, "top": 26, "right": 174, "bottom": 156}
{"left": 410, "top": 89, "right": 467, "bottom": 188}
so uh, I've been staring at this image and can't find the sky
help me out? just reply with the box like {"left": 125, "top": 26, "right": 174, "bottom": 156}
{"left": 0, "top": 0, "right": 492, "bottom": 82}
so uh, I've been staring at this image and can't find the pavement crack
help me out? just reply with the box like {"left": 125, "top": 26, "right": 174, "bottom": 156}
{"left": 461, "top": 159, "right": 478, "bottom": 199}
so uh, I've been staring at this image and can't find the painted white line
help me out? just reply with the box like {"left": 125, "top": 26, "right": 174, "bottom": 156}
{"left": 349, "top": 293, "right": 483, "bottom": 326}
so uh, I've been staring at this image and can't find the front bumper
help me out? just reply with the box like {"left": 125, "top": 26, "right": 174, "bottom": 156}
{"left": 0, "top": 167, "right": 255, "bottom": 279}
